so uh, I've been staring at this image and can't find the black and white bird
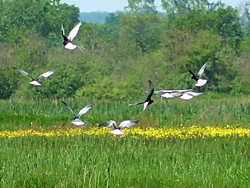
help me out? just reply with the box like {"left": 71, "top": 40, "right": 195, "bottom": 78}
{"left": 189, "top": 62, "right": 208, "bottom": 87}
{"left": 155, "top": 89, "right": 192, "bottom": 100}
{"left": 13, "top": 67, "right": 55, "bottom": 86}
{"left": 61, "top": 101, "right": 92, "bottom": 127}
{"left": 61, "top": 22, "right": 82, "bottom": 50}
{"left": 99, "top": 120, "right": 139, "bottom": 136}
{"left": 155, "top": 89, "right": 202, "bottom": 101}
{"left": 129, "top": 80, "right": 154, "bottom": 111}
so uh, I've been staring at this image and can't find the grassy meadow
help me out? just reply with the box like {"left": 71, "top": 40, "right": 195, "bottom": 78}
{"left": 1, "top": 94, "right": 250, "bottom": 187}
{"left": 2, "top": 93, "right": 250, "bottom": 130}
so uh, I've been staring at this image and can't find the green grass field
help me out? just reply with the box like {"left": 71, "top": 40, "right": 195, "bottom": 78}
{"left": 1, "top": 94, "right": 250, "bottom": 187}
{"left": 1, "top": 94, "right": 250, "bottom": 130}
{"left": 0, "top": 136, "right": 249, "bottom": 187}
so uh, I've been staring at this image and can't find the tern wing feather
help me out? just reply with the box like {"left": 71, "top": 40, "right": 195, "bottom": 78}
{"left": 61, "top": 101, "right": 76, "bottom": 117}
{"left": 77, "top": 104, "right": 92, "bottom": 118}
{"left": 13, "top": 67, "right": 34, "bottom": 80}
{"left": 198, "top": 62, "right": 207, "bottom": 77}
{"left": 99, "top": 120, "right": 116, "bottom": 128}
{"left": 119, "top": 120, "right": 139, "bottom": 129}
{"left": 68, "top": 22, "right": 82, "bottom": 41}
{"left": 38, "top": 70, "right": 55, "bottom": 80}
{"left": 61, "top": 24, "right": 65, "bottom": 36}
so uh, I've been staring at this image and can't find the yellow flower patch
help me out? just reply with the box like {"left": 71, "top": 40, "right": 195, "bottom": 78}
{"left": 1, "top": 126, "right": 250, "bottom": 139}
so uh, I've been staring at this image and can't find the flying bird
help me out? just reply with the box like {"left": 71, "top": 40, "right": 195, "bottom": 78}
{"left": 129, "top": 80, "right": 154, "bottom": 111}
{"left": 13, "top": 67, "right": 55, "bottom": 86}
{"left": 155, "top": 89, "right": 192, "bottom": 100}
{"left": 99, "top": 120, "right": 139, "bottom": 136}
{"left": 61, "top": 101, "right": 92, "bottom": 127}
{"left": 61, "top": 22, "right": 82, "bottom": 50}
{"left": 189, "top": 62, "right": 208, "bottom": 87}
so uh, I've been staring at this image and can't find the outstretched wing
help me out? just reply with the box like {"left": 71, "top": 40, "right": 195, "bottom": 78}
{"left": 198, "top": 62, "right": 207, "bottom": 77}
{"left": 185, "top": 91, "right": 203, "bottom": 97}
{"left": 38, "top": 70, "right": 55, "bottom": 80}
{"left": 61, "top": 24, "right": 65, "bottom": 36}
{"left": 61, "top": 101, "right": 76, "bottom": 117}
{"left": 154, "top": 90, "right": 175, "bottom": 94}
{"left": 146, "top": 80, "right": 154, "bottom": 101}
{"left": 68, "top": 22, "right": 82, "bottom": 41}
{"left": 13, "top": 67, "right": 34, "bottom": 80}
{"left": 128, "top": 102, "right": 144, "bottom": 106}
{"left": 77, "top": 104, "right": 93, "bottom": 118}
{"left": 99, "top": 120, "right": 116, "bottom": 128}
{"left": 119, "top": 120, "right": 139, "bottom": 130}
{"left": 189, "top": 70, "right": 198, "bottom": 81}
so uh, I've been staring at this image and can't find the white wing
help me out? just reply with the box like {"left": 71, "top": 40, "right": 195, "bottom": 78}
{"left": 77, "top": 104, "right": 92, "bottom": 117}
{"left": 185, "top": 92, "right": 203, "bottom": 97}
{"left": 119, "top": 120, "right": 139, "bottom": 130}
{"left": 155, "top": 89, "right": 192, "bottom": 95}
{"left": 154, "top": 90, "right": 175, "bottom": 94}
{"left": 68, "top": 22, "right": 82, "bottom": 41}
{"left": 38, "top": 70, "right": 55, "bottom": 80}
{"left": 99, "top": 120, "right": 116, "bottom": 128}
{"left": 174, "top": 89, "right": 193, "bottom": 93}
{"left": 198, "top": 62, "right": 207, "bottom": 77}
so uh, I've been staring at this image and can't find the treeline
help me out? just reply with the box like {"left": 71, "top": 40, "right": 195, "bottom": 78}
{"left": 1, "top": 0, "right": 250, "bottom": 100}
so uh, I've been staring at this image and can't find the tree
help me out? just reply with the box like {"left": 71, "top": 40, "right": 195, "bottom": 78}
{"left": 0, "top": 0, "right": 79, "bottom": 45}
{"left": 161, "top": 0, "right": 209, "bottom": 20}
{"left": 118, "top": 13, "right": 163, "bottom": 55}
{"left": 125, "top": 0, "right": 158, "bottom": 15}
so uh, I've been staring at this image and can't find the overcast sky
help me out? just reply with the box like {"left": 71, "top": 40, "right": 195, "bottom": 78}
{"left": 60, "top": 0, "right": 246, "bottom": 12}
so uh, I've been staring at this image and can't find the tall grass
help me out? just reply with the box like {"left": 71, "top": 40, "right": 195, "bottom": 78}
{"left": 1, "top": 94, "right": 250, "bottom": 130}
{"left": 1, "top": 95, "right": 250, "bottom": 187}
{"left": 0, "top": 135, "right": 249, "bottom": 187}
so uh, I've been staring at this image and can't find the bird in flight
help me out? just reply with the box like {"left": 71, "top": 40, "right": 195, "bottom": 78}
{"left": 99, "top": 120, "right": 139, "bottom": 136}
{"left": 189, "top": 62, "right": 208, "bottom": 87}
{"left": 129, "top": 80, "right": 154, "bottom": 111}
{"left": 155, "top": 89, "right": 192, "bottom": 100}
{"left": 61, "top": 101, "right": 92, "bottom": 127}
{"left": 61, "top": 22, "right": 82, "bottom": 50}
{"left": 13, "top": 67, "right": 55, "bottom": 86}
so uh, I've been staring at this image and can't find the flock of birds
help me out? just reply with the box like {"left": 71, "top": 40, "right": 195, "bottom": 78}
{"left": 12, "top": 22, "right": 208, "bottom": 136}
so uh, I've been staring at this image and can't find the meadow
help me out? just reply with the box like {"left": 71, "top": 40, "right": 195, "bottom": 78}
{"left": 2, "top": 93, "right": 250, "bottom": 130}
{"left": 1, "top": 94, "right": 250, "bottom": 187}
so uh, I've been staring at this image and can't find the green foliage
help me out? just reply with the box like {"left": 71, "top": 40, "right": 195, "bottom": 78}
{"left": 80, "top": 11, "right": 112, "bottom": 24}
{"left": 0, "top": 0, "right": 249, "bottom": 100}
{"left": 173, "top": 7, "right": 243, "bottom": 50}
{"left": 118, "top": 13, "right": 163, "bottom": 55}
{"left": 0, "top": 0, "right": 79, "bottom": 44}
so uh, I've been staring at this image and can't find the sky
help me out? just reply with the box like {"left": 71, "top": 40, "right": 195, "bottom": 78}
{"left": 60, "top": 0, "right": 246, "bottom": 12}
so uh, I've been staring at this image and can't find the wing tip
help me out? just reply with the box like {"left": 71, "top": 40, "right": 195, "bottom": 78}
{"left": 61, "top": 101, "right": 67, "bottom": 105}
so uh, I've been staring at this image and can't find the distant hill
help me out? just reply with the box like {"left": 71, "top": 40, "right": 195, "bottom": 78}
{"left": 79, "top": 11, "right": 167, "bottom": 24}
{"left": 79, "top": 11, "right": 120, "bottom": 24}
